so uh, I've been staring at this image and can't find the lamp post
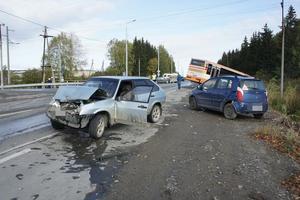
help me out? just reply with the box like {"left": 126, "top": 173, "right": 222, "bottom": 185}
{"left": 125, "top": 19, "right": 136, "bottom": 76}
{"left": 157, "top": 45, "right": 160, "bottom": 77}
{"left": 0, "top": 24, "right": 4, "bottom": 89}
{"left": 280, "top": 0, "right": 285, "bottom": 98}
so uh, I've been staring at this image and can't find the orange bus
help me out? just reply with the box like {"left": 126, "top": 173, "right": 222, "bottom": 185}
{"left": 186, "top": 58, "right": 250, "bottom": 83}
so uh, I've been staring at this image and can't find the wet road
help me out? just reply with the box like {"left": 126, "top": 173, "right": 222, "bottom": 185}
{"left": 0, "top": 82, "right": 189, "bottom": 200}
{"left": 1, "top": 81, "right": 295, "bottom": 200}
{"left": 0, "top": 83, "right": 184, "bottom": 141}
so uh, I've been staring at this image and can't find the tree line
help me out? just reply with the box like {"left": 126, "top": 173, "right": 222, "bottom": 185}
{"left": 96, "top": 37, "right": 176, "bottom": 77}
{"left": 218, "top": 6, "right": 300, "bottom": 80}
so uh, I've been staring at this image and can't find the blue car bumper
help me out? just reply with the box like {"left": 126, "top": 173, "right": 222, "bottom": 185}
{"left": 233, "top": 101, "right": 268, "bottom": 114}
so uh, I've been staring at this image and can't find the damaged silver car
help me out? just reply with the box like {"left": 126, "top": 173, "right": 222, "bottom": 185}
{"left": 47, "top": 76, "right": 166, "bottom": 138}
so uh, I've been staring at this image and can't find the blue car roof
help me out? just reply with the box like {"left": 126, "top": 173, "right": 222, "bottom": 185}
{"left": 218, "top": 75, "right": 257, "bottom": 80}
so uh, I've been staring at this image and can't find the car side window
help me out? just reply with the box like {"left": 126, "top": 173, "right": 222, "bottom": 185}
{"left": 203, "top": 79, "right": 217, "bottom": 90}
{"left": 117, "top": 80, "right": 133, "bottom": 99}
{"left": 216, "top": 78, "right": 232, "bottom": 89}
{"left": 145, "top": 79, "right": 159, "bottom": 92}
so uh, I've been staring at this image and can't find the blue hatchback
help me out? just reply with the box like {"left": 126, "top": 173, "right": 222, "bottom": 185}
{"left": 189, "top": 76, "right": 268, "bottom": 119}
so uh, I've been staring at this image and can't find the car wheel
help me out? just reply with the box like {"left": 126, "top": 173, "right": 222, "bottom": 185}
{"left": 149, "top": 104, "right": 161, "bottom": 123}
{"left": 253, "top": 113, "right": 264, "bottom": 119}
{"left": 89, "top": 114, "right": 108, "bottom": 139}
{"left": 51, "top": 120, "right": 64, "bottom": 130}
{"left": 223, "top": 103, "right": 237, "bottom": 120}
{"left": 189, "top": 96, "right": 198, "bottom": 110}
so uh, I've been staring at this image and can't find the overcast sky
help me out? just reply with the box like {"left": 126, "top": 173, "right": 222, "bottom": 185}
{"left": 0, "top": 0, "right": 299, "bottom": 74}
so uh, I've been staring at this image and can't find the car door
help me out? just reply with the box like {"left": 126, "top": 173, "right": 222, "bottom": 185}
{"left": 211, "top": 78, "right": 233, "bottom": 111}
{"left": 194, "top": 78, "right": 217, "bottom": 108}
{"left": 115, "top": 83, "right": 153, "bottom": 125}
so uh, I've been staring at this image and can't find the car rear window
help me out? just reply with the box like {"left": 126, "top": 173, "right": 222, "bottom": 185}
{"left": 239, "top": 80, "right": 265, "bottom": 91}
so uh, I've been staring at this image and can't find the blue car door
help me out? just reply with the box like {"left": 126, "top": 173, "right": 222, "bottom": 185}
{"left": 195, "top": 78, "right": 217, "bottom": 108}
{"left": 211, "top": 78, "right": 233, "bottom": 111}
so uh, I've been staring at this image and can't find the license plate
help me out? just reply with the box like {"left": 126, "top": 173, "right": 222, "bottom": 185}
{"left": 252, "top": 105, "right": 263, "bottom": 111}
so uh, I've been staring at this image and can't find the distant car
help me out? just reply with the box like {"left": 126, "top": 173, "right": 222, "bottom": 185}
{"left": 189, "top": 76, "right": 268, "bottom": 119}
{"left": 156, "top": 76, "right": 170, "bottom": 84}
{"left": 47, "top": 76, "right": 166, "bottom": 138}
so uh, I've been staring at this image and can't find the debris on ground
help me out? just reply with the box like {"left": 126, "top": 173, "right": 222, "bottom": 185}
{"left": 252, "top": 111, "right": 300, "bottom": 199}
{"left": 282, "top": 173, "right": 300, "bottom": 200}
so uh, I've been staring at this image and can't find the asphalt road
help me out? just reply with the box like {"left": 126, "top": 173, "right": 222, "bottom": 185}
{"left": 0, "top": 82, "right": 299, "bottom": 200}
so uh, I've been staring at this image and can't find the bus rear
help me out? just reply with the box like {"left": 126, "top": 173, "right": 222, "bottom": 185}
{"left": 186, "top": 59, "right": 210, "bottom": 83}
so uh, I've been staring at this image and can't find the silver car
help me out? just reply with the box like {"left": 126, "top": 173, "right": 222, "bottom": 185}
{"left": 46, "top": 76, "right": 166, "bottom": 138}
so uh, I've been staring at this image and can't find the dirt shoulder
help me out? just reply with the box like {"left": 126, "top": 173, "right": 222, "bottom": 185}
{"left": 105, "top": 88, "right": 299, "bottom": 200}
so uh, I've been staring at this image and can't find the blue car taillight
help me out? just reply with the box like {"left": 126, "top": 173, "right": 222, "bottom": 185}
{"left": 236, "top": 87, "right": 244, "bottom": 102}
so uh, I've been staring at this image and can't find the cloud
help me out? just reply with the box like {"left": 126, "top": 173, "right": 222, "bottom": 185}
{"left": 0, "top": 0, "right": 120, "bottom": 70}
{"left": 143, "top": 9, "right": 282, "bottom": 75}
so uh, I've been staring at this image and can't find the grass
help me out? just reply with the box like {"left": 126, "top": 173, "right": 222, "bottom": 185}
{"left": 252, "top": 117, "right": 300, "bottom": 199}
{"left": 267, "top": 78, "right": 300, "bottom": 121}
{"left": 253, "top": 125, "right": 300, "bottom": 161}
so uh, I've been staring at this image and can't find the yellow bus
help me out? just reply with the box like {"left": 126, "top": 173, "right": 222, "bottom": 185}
{"left": 186, "top": 58, "right": 250, "bottom": 83}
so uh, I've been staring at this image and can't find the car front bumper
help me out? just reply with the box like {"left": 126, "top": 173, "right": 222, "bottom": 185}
{"left": 47, "top": 105, "right": 91, "bottom": 129}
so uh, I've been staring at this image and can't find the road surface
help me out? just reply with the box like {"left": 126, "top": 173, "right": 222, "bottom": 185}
{"left": 0, "top": 82, "right": 298, "bottom": 200}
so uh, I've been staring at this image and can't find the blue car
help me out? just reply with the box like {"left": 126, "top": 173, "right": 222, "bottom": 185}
{"left": 189, "top": 76, "right": 268, "bottom": 119}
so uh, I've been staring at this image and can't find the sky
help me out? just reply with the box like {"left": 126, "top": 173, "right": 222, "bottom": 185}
{"left": 0, "top": 0, "right": 299, "bottom": 75}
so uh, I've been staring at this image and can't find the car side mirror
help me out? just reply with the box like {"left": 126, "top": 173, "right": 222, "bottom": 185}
{"left": 116, "top": 96, "right": 122, "bottom": 101}
{"left": 197, "top": 85, "right": 203, "bottom": 90}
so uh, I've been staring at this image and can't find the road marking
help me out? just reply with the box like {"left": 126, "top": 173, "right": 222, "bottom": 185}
{"left": 0, "top": 109, "right": 33, "bottom": 118}
{"left": 0, "top": 148, "right": 31, "bottom": 165}
{"left": 0, "top": 132, "right": 59, "bottom": 156}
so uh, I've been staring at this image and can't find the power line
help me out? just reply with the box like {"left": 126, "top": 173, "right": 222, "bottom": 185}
{"left": 0, "top": 8, "right": 106, "bottom": 43}
{"left": 130, "top": 4, "right": 280, "bottom": 33}
{"left": 137, "top": 0, "right": 251, "bottom": 22}
{"left": 0, "top": 9, "right": 44, "bottom": 27}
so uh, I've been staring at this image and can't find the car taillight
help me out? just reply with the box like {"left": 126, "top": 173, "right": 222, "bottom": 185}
{"left": 237, "top": 87, "right": 244, "bottom": 102}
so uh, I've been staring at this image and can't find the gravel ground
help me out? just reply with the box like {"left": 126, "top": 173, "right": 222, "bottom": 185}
{"left": 105, "top": 88, "right": 300, "bottom": 200}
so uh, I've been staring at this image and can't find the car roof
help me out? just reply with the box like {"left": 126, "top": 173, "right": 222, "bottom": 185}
{"left": 218, "top": 75, "right": 256, "bottom": 80}
{"left": 89, "top": 76, "right": 149, "bottom": 80}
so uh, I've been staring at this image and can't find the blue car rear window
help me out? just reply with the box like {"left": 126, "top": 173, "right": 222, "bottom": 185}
{"left": 239, "top": 80, "right": 265, "bottom": 91}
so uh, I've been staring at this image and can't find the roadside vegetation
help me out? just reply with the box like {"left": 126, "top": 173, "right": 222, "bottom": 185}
{"left": 267, "top": 78, "right": 300, "bottom": 121}
{"left": 218, "top": 5, "right": 300, "bottom": 199}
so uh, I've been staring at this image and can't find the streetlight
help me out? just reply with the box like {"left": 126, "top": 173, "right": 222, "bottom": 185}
{"left": 125, "top": 19, "right": 136, "bottom": 76}
{"left": 0, "top": 23, "right": 5, "bottom": 89}
{"left": 280, "top": 0, "right": 285, "bottom": 98}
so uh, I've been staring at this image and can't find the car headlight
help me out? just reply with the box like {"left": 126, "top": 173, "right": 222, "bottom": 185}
{"left": 50, "top": 99, "right": 60, "bottom": 108}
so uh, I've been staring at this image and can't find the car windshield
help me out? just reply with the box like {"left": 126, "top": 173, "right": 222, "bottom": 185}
{"left": 84, "top": 78, "right": 119, "bottom": 97}
{"left": 239, "top": 80, "right": 265, "bottom": 91}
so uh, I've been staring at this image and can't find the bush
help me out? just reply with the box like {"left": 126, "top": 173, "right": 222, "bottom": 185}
{"left": 267, "top": 78, "right": 300, "bottom": 121}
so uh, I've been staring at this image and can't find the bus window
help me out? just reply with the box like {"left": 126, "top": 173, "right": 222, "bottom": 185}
{"left": 207, "top": 64, "right": 212, "bottom": 75}
{"left": 191, "top": 59, "right": 205, "bottom": 67}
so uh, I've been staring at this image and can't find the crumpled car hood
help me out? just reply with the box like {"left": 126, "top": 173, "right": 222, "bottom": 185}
{"left": 53, "top": 86, "right": 99, "bottom": 102}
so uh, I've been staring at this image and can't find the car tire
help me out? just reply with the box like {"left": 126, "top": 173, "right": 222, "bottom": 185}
{"left": 149, "top": 104, "right": 161, "bottom": 123}
{"left": 89, "top": 114, "right": 108, "bottom": 139}
{"left": 51, "top": 120, "right": 64, "bottom": 130}
{"left": 223, "top": 103, "right": 237, "bottom": 120}
{"left": 253, "top": 113, "right": 264, "bottom": 119}
{"left": 189, "top": 96, "right": 198, "bottom": 110}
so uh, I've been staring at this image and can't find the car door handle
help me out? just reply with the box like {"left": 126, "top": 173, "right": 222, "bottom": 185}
{"left": 138, "top": 105, "right": 147, "bottom": 109}
{"left": 150, "top": 95, "right": 155, "bottom": 97}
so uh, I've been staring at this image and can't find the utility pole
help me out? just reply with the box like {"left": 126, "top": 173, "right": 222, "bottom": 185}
{"left": 280, "top": 0, "right": 285, "bottom": 98}
{"left": 157, "top": 46, "right": 160, "bottom": 77}
{"left": 0, "top": 24, "right": 4, "bottom": 89}
{"left": 138, "top": 57, "right": 141, "bottom": 77}
{"left": 40, "top": 26, "right": 53, "bottom": 86}
{"left": 101, "top": 60, "right": 104, "bottom": 72}
{"left": 88, "top": 59, "right": 94, "bottom": 77}
{"left": 170, "top": 56, "right": 173, "bottom": 73}
{"left": 125, "top": 19, "right": 136, "bottom": 76}
{"left": 6, "top": 26, "right": 11, "bottom": 85}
